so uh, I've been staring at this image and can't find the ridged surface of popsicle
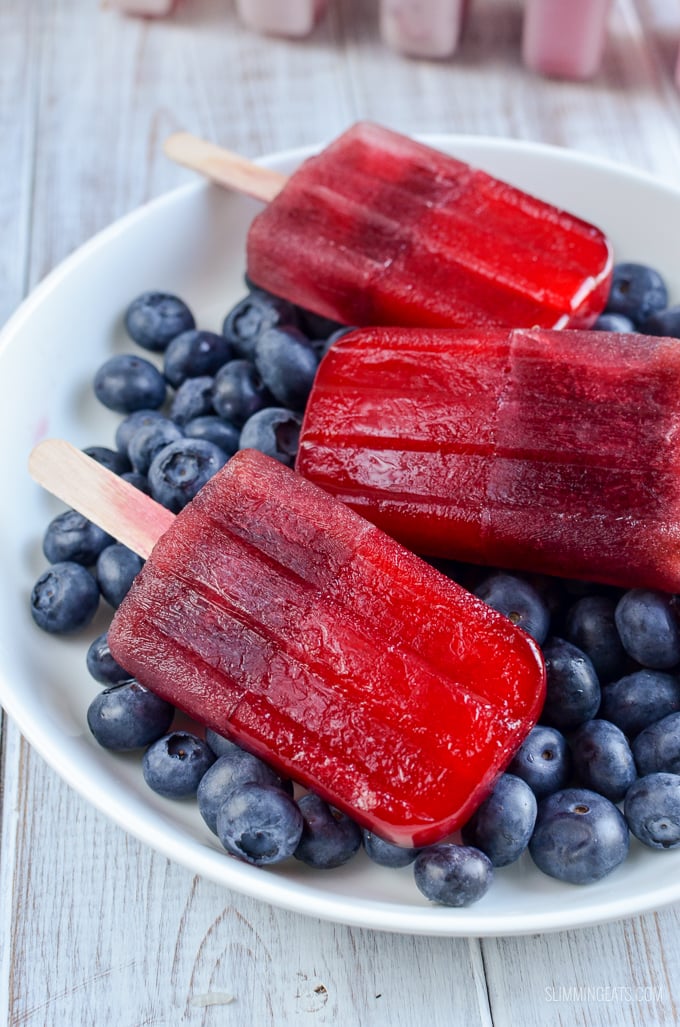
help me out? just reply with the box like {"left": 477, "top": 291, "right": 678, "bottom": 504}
{"left": 296, "top": 326, "right": 680, "bottom": 592}
{"left": 108, "top": 449, "right": 545, "bottom": 846}
{"left": 247, "top": 122, "right": 613, "bottom": 331}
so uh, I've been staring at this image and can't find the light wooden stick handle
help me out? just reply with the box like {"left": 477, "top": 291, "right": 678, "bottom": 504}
{"left": 164, "top": 132, "right": 287, "bottom": 203}
{"left": 28, "top": 439, "right": 175, "bottom": 560}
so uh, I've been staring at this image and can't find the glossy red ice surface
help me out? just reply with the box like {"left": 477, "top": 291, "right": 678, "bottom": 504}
{"left": 296, "top": 326, "right": 680, "bottom": 593}
{"left": 247, "top": 121, "right": 612, "bottom": 331}
{"left": 108, "top": 449, "right": 545, "bottom": 847}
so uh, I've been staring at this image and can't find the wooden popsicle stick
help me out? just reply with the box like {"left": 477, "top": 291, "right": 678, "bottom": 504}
{"left": 29, "top": 439, "right": 174, "bottom": 560}
{"left": 164, "top": 132, "right": 287, "bottom": 203}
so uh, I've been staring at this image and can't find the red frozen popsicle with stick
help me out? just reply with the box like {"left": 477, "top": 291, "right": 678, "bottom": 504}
{"left": 29, "top": 441, "right": 545, "bottom": 847}
{"left": 165, "top": 122, "right": 613, "bottom": 332}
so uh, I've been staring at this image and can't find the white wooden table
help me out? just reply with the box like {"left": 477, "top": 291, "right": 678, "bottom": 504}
{"left": 2, "top": 1, "right": 680, "bottom": 1024}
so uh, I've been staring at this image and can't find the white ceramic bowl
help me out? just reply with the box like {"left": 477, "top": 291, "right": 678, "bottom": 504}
{"left": 2, "top": 136, "right": 680, "bottom": 937}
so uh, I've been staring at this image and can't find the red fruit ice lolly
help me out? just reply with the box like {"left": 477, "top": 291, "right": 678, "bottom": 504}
{"left": 30, "top": 441, "right": 545, "bottom": 848}
{"left": 245, "top": 122, "right": 612, "bottom": 331}
{"left": 296, "top": 326, "right": 680, "bottom": 593}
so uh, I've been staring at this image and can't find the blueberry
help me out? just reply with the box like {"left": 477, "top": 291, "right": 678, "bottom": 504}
{"left": 592, "top": 313, "right": 636, "bottom": 333}
{"left": 115, "top": 409, "right": 168, "bottom": 456}
{"left": 624, "top": 772, "right": 680, "bottom": 849}
{"left": 614, "top": 590, "right": 680, "bottom": 670}
{"left": 564, "top": 595, "right": 628, "bottom": 682}
{"left": 641, "top": 304, "right": 680, "bottom": 338}
{"left": 507, "top": 725, "right": 572, "bottom": 799}
{"left": 570, "top": 720, "right": 637, "bottom": 802}
{"left": 96, "top": 543, "right": 144, "bottom": 607}
{"left": 293, "top": 793, "right": 362, "bottom": 869}
{"left": 295, "top": 306, "right": 344, "bottom": 342}
{"left": 632, "top": 713, "right": 680, "bottom": 776}
{"left": 529, "top": 788, "right": 629, "bottom": 884}
{"left": 169, "top": 375, "right": 215, "bottom": 426}
{"left": 362, "top": 830, "right": 420, "bottom": 868}
{"left": 30, "top": 562, "right": 100, "bottom": 634}
{"left": 142, "top": 731, "right": 216, "bottom": 798}
{"left": 125, "top": 291, "right": 195, "bottom": 352}
{"left": 461, "top": 773, "right": 537, "bottom": 867}
{"left": 215, "top": 782, "right": 304, "bottom": 865}
{"left": 127, "top": 418, "right": 184, "bottom": 474}
{"left": 184, "top": 416, "right": 240, "bottom": 456}
{"left": 239, "top": 408, "right": 302, "bottom": 467}
{"left": 43, "top": 509, "right": 114, "bottom": 566}
{"left": 197, "top": 750, "right": 288, "bottom": 833}
{"left": 86, "top": 632, "right": 132, "bottom": 686}
{"left": 120, "top": 471, "right": 151, "bottom": 495}
{"left": 87, "top": 680, "right": 174, "bottom": 750}
{"left": 473, "top": 573, "right": 550, "bottom": 644}
{"left": 163, "top": 329, "right": 234, "bottom": 387}
{"left": 148, "top": 439, "right": 228, "bottom": 512}
{"left": 605, "top": 263, "right": 668, "bottom": 326}
{"left": 82, "top": 446, "right": 131, "bottom": 476}
{"left": 211, "top": 359, "right": 273, "bottom": 426}
{"left": 94, "top": 354, "right": 166, "bottom": 413}
{"left": 204, "top": 728, "right": 245, "bottom": 758}
{"left": 254, "top": 326, "right": 319, "bottom": 410}
{"left": 313, "top": 326, "right": 356, "bottom": 360}
{"left": 413, "top": 844, "right": 493, "bottom": 907}
{"left": 222, "top": 290, "right": 299, "bottom": 360}
{"left": 599, "top": 670, "right": 680, "bottom": 738}
{"left": 540, "top": 637, "right": 601, "bottom": 732}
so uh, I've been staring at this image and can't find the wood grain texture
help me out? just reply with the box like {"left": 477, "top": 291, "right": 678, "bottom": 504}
{"left": 2, "top": 0, "right": 680, "bottom": 1024}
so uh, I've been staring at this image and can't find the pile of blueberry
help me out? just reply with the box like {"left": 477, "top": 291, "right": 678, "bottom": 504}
{"left": 28, "top": 263, "right": 680, "bottom": 909}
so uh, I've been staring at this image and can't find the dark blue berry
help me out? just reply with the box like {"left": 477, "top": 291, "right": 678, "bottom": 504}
{"left": 169, "top": 375, "right": 215, "bottom": 426}
{"left": 592, "top": 313, "right": 636, "bottom": 333}
{"left": 86, "top": 632, "right": 133, "bottom": 686}
{"left": 254, "top": 326, "right": 319, "bottom": 410}
{"left": 120, "top": 471, "right": 151, "bottom": 495}
{"left": 605, "top": 263, "right": 668, "bottom": 326}
{"left": 43, "top": 509, "right": 114, "bottom": 566}
{"left": 163, "top": 329, "right": 234, "bottom": 387}
{"left": 215, "top": 782, "right": 304, "bottom": 865}
{"left": 142, "top": 731, "right": 216, "bottom": 798}
{"left": 125, "top": 291, "right": 195, "bottom": 352}
{"left": 632, "top": 713, "right": 680, "bottom": 776}
{"left": 362, "top": 830, "right": 420, "bottom": 868}
{"left": 82, "top": 446, "right": 131, "bottom": 476}
{"left": 148, "top": 438, "right": 227, "bottom": 512}
{"left": 30, "top": 562, "right": 100, "bottom": 634}
{"left": 529, "top": 788, "right": 629, "bottom": 884}
{"left": 94, "top": 354, "right": 166, "bottom": 413}
{"left": 414, "top": 844, "right": 493, "bottom": 907}
{"left": 127, "top": 418, "right": 184, "bottom": 474}
{"left": 313, "top": 326, "right": 356, "bottom": 360}
{"left": 540, "top": 637, "right": 601, "bottom": 732}
{"left": 564, "top": 595, "right": 628, "bottom": 682}
{"left": 239, "top": 407, "right": 301, "bottom": 467}
{"left": 473, "top": 572, "right": 550, "bottom": 644}
{"left": 624, "top": 772, "right": 680, "bottom": 849}
{"left": 641, "top": 304, "right": 680, "bottom": 338}
{"left": 614, "top": 590, "right": 680, "bottom": 670}
{"left": 293, "top": 793, "right": 362, "bottom": 869}
{"left": 599, "top": 670, "right": 680, "bottom": 738}
{"left": 87, "top": 680, "right": 174, "bottom": 750}
{"left": 96, "top": 543, "right": 144, "bottom": 607}
{"left": 197, "top": 750, "right": 288, "bottom": 833}
{"left": 222, "top": 290, "right": 299, "bottom": 360}
{"left": 507, "top": 725, "right": 572, "bottom": 798}
{"left": 461, "top": 773, "right": 537, "bottom": 867}
{"left": 184, "top": 416, "right": 240, "bottom": 456}
{"left": 570, "top": 719, "right": 637, "bottom": 803}
{"left": 115, "top": 409, "right": 168, "bottom": 456}
{"left": 204, "top": 728, "right": 244, "bottom": 758}
{"left": 211, "top": 359, "right": 273, "bottom": 426}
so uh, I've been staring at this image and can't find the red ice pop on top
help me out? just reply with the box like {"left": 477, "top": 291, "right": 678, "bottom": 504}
{"left": 30, "top": 441, "right": 544, "bottom": 848}
{"left": 296, "top": 326, "right": 680, "bottom": 593}
{"left": 245, "top": 122, "right": 613, "bottom": 331}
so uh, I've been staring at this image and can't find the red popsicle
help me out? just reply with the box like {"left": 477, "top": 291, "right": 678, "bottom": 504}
{"left": 29, "top": 441, "right": 545, "bottom": 847}
{"left": 245, "top": 122, "right": 613, "bottom": 331}
{"left": 296, "top": 326, "right": 680, "bottom": 593}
